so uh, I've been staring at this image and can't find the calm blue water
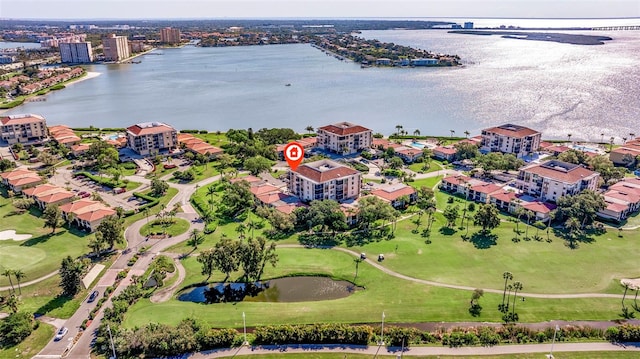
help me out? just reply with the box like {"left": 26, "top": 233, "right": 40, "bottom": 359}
{"left": 0, "top": 42, "right": 40, "bottom": 50}
{"left": 2, "top": 24, "right": 640, "bottom": 141}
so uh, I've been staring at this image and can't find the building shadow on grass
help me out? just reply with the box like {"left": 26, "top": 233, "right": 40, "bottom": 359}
{"left": 35, "top": 295, "right": 72, "bottom": 316}
{"left": 470, "top": 231, "right": 498, "bottom": 249}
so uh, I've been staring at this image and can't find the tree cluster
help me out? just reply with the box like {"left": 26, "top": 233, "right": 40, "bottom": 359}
{"left": 219, "top": 180, "right": 254, "bottom": 218}
{"left": 59, "top": 255, "right": 90, "bottom": 297}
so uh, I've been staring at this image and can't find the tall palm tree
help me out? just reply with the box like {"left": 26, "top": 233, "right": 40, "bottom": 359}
{"left": 630, "top": 133, "right": 636, "bottom": 140}
{"left": 511, "top": 281, "right": 523, "bottom": 315}
{"left": 247, "top": 219, "right": 257, "bottom": 239}
{"left": 206, "top": 185, "right": 216, "bottom": 203}
{"left": 547, "top": 210, "right": 556, "bottom": 241}
{"left": 13, "top": 270, "right": 25, "bottom": 296}
{"left": 464, "top": 130, "right": 470, "bottom": 138}
{"left": 610, "top": 137, "right": 615, "bottom": 151}
{"left": 567, "top": 133, "right": 572, "bottom": 142}
{"left": 2, "top": 269, "right": 15, "bottom": 295}
{"left": 305, "top": 125, "right": 314, "bottom": 134}
{"left": 501, "top": 271, "right": 513, "bottom": 311}
{"left": 600, "top": 133, "right": 605, "bottom": 144}
{"left": 189, "top": 228, "right": 202, "bottom": 250}
{"left": 524, "top": 210, "right": 534, "bottom": 239}
{"left": 413, "top": 129, "right": 421, "bottom": 137}
{"left": 395, "top": 125, "right": 403, "bottom": 137}
{"left": 450, "top": 129, "right": 455, "bottom": 139}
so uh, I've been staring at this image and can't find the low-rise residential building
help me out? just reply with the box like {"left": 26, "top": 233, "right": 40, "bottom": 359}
{"left": 126, "top": 122, "right": 178, "bottom": 156}
{"left": 317, "top": 122, "right": 372, "bottom": 155}
{"left": 597, "top": 178, "right": 640, "bottom": 222}
{"left": 481, "top": 123, "right": 541, "bottom": 158}
{"left": 1, "top": 114, "right": 48, "bottom": 145}
{"left": 468, "top": 182, "right": 503, "bottom": 204}
{"left": 23, "top": 184, "right": 75, "bottom": 209}
{"left": 371, "top": 184, "right": 417, "bottom": 209}
{"left": 177, "top": 133, "right": 224, "bottom": 157}
{"left": 0, "top": 168, "right": 43, "bottom": 192}
{"left": 609, "top": 140, "right": 640, "bottom": 167}
{"left": 488, "top": 189, "right": 519, "bottom": 212}
{"left": 59, "top": 199, "right": 116, "bottom": 232}
{"left": 48, "top": 125, "right": 81, "bottom": 147}
{"left": 275, "top": 137, "right": 317, "bottom": 160}
{"left": 288, "top": 159, "right": 361, "bottom": 202}
{"left": 432, "top": 145, "right": 457, "bottom": 162}
{"left": 516, "top": 160, "right": 599, "bottom": 202}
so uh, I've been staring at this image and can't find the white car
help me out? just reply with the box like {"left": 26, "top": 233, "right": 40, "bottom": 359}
{"left": 54, "top": 327, "right": 68, "bottom": 341}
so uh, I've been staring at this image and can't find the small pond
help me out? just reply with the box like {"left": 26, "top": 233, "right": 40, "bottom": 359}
{"left": 177, "top": 276, "right": 361, "bottom": 303}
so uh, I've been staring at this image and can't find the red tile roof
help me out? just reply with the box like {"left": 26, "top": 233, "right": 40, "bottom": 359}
{"left": 76, "top": 207, "right": 116, "bottom": 222}
{"left": 442, "top": 175, "right": 471, "bottom": 186}
{"left": 605, "top": 201, "right": 629, "bottom": 213}
{"left": 611, "top": 147, "right": 640, "bottom": 156}
{"left": 38, "top": 191, "right": 75, "bottom": 204}
{"left": 249, "top": 184, "right": 280, "bottom": 196}
{"left": 318, "top": 122, "right": 371, "bottom": 136}
{"left": 273, "top": 202, "right": 306, "bottom": 214}
{"left": 521, "top": 161, "right": 597, "bottom": 183}
{"left": 256, "top": 191, "right": 292, "bottom": 204}
{"left": 23, "top": 184, "right": 59, "bottom": 197}
{"left": 433, "top": 146, "right": 457, "bottom": 155}
{"left": 127, "top": 122, "right": 176, "bottom": 136}
{"left": 9, "top": 176, "right": 43, "bottom": 187}
{"left": 293, "top": 159, "right": 359, "bottom": 183}
{"left": 229, "top": 175, "right": 264, "bottom": 185}
{"left": 1, "top": 168, "right": 39, "bottom": 180}
{"left": 483, "top": 124, "right": 540, "bottom": 138}
{"left": 371, "top": 185, "right": 416, "bottom": 202}
{"left": 60, "top": 199, "right": 102, "bottom": 214}
{"left": 470, "top": 183, "right": 503, "bottom": 194}
{"left": 489, "top": 190, "right": 519, "bottom": 203}
{"left": 605, "top": 190, "right": 640, "bottom": 204}
{"left": 1, "top": 114, "right": 45, "bottom": 126}
{"left": 521, "top": 201, "right": 556, "bottom": 214}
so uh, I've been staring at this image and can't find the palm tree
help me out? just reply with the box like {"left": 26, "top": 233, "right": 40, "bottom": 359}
{"left": 630, "top": 133, "right": 636, "bottom": 140}
{"left": 206, "top": 184, "right": 216, "bottom": 203}
{"left": 413, "top": 129, "right": 421, "bottom": 137}
{"left": 511, "top": 281, "right": 523, "bottom": 315}
{"left": 600, "top": 133, "right": 605, "bottom": 144}
{"left": 513, "top": 205, "right": 524, "bottom": 236}
{"left": 305, "top": 125, "right": 314, "bottom": 134}
{"left": 236, "top": 223, "right": 247, "bottom": 240}
{"left": 189, "top": 228, "right": 202, "bottom": 250}
{"left": 6, "top": 294, "right": 19, "bottom": 313}
{"left": 567, "top": 133, "right": 572, "bottom": 142}
{"left": 524, "top": 210, "right": 534, "bottom": 239}
{"left": 13, "top": 270, "right": 25, "bottom": 295}
{"left": 464, "top": 130, "right": 470, "bottom": 138}
{"left": 395, "top": 125, "right": 403, "bottom": 137}
{"left": 610, "top": 137, "right": 615, "bottom": 151}
{"left": 247, "top": 219, "right": 258, "bottom": 239}
{"left": 501, "top": 271, "right": 513, "bottom": 311}
{"left": 450, "top": 129, "right": 455, "bottom": 139}
{"left": 2, "top": 269, "right": 15, "bottom": 295}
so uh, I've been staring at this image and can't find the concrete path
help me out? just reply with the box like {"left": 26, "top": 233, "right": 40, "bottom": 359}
{"left": 0, "top": 269, "right": 59, "bottom": 292}
{"left": 149, "top": 252, "right": 186, "bottom": 303}
{"left": 189, "top": 342, "right": 640, "bottom": 358}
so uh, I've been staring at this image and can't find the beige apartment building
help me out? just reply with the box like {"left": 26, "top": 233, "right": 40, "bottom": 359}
{"left": 0, "top": 114, "right": 48, "bottom": 145}
{"left": 126, "top": 122, "right": 178, "bottom": 156}
{"left": 516, "top": 160, "right": 599, "bottom": 202}
{"left": 317, "top": 122, "right": 372, "bottom": 155}
{"left": 288, "top": 159, "right": 361, "bottom": 202}
{"left": 160, "top": 27, "right": 181, "bottom": 44}
{"left": 103, "top": 34, "right": 130, "bottom": 62}
{"left": 481, "top": 123, "right": 541, "bottom": 158}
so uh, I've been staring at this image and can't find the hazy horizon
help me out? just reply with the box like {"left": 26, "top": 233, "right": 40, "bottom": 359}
{"left": 2, "top": 0, "right": 639, "bottom": 20}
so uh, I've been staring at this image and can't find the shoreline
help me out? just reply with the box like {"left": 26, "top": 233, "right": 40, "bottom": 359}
{"left": 66, "top": 71, "right": 101, "bottom": 86}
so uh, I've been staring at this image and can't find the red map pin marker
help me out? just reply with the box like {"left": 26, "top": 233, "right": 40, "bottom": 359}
{"left": 284, "top": 142, "right": 304, "bottom": 171}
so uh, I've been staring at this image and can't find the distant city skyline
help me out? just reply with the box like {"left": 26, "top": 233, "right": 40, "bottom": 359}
{"left": 2, "top": 0, "right": 639, "bottom": 20}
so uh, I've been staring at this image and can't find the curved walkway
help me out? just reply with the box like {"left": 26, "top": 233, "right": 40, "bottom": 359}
{"left": 149, "top": 252, "right": 186, "bottom": 303}
{"left": 190, "top": 342, "right": 640, "bottom": 358}
{"left": 278, "top": 244, "right": 627, "bottom": 299}
{"left": 0, "top": 269, "right": 58, "bottom": 292}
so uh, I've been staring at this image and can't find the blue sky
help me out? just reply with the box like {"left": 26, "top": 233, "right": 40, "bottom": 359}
{"left": 1, "top": 0, "right": 639, "bottom": 19}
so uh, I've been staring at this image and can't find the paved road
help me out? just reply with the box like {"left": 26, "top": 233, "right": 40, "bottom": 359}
{"left": 189, "top": 342, "right": 640, "bottom": 358}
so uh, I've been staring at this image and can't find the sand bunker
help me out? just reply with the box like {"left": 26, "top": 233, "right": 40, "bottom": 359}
{"left": 0, "top": 230, "right": 32, "bottom": 241}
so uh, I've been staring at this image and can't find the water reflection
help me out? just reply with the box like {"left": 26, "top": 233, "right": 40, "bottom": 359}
{"left": 178, "top": 276, "right": 361, "bottom": 303}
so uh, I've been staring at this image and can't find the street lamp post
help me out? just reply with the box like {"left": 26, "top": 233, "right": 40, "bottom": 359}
{"left": 546, "top": 324, "right": 560, "bottom": 359}
{"left": 107, "top": 324, "right": 117, "bottom": 359}
{"left": 379, "top": 312, "right": 385, "bottom": 346}
{"left": 242, "top": 312, "right": 248, "bottom": 346}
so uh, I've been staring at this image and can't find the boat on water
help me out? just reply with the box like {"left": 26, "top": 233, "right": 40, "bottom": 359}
{"left": 285, "top": 83, "right": 291, "bottom": 87}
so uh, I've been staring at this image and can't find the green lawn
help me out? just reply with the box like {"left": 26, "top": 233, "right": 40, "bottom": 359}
{"left": 193, "top": 132, "right": 230, "bottom": 147}
{"left": 123, "top": 247, "right": 626, "bottom": 329}
{"left": 408, "top": 176, "right": 443, "bottom": 190}
{"left": 124, "top": 187, "right": 179, "bottom": 227}
{"left": 139, "top": 217, "right": 190, "bottom": 237}
{"left": 408, "top": 161, "right": 442, "bottom": 174}
{"left": 0, "top": 322, "right": 55, "bottom": 359}
{"left": 0, "top": 192, "right": 93, "bottom": 287}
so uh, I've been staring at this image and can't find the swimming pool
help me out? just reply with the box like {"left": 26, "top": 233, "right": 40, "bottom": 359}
{"left": 410, "top": 141, "right": 426, "bottom": 149}
{"left": 570, "top": 144, "right": 601, "bottom": 154}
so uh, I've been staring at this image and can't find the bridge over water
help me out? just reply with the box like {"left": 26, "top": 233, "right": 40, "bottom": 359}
{"left": 592, "top": 26, "right": 640, "bottom": 31}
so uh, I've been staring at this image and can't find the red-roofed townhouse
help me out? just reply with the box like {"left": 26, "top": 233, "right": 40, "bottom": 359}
{"left": 609, "top": 147, "right": 640, "bottom": 167}
{"left": 395, "top": 147, "right": 423, "bottom": 163}
{"left": 317, "top": 122, "right": 372, "bottom": 155}
{"left": 488, "top": 189, "right": 519, "bottom": 212}
{"left": 432, "top": 146, "right": 457, "bottom": 161}
{"left": 370, "top": 184, "right": 417, "bottom": 209}
{"left": 440, "top": 175, "right": 472, "bottom": 195}
{"left": 288, "top": 159, "right": 361, "bottom": 202}
{"left": 468, "top": 182, "right": 503, "bottom": 204}
{"left": 1, "top": 168, "right": 43, "bottom": 192}
{"left": 60, "top": 199, "right": 116, "bottom": 232}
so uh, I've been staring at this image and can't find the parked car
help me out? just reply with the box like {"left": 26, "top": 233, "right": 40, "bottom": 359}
{"left": 77, "top": 191, "right": 87, "bottom": 196}
{"left": 54, "top": 327, "right": 68, "bottom": 341}
{"left": 87, "top": 290, "right": 99, "bottom": 303}
{"left": 80, "top": 192, "right": 91, "bottom": 198}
